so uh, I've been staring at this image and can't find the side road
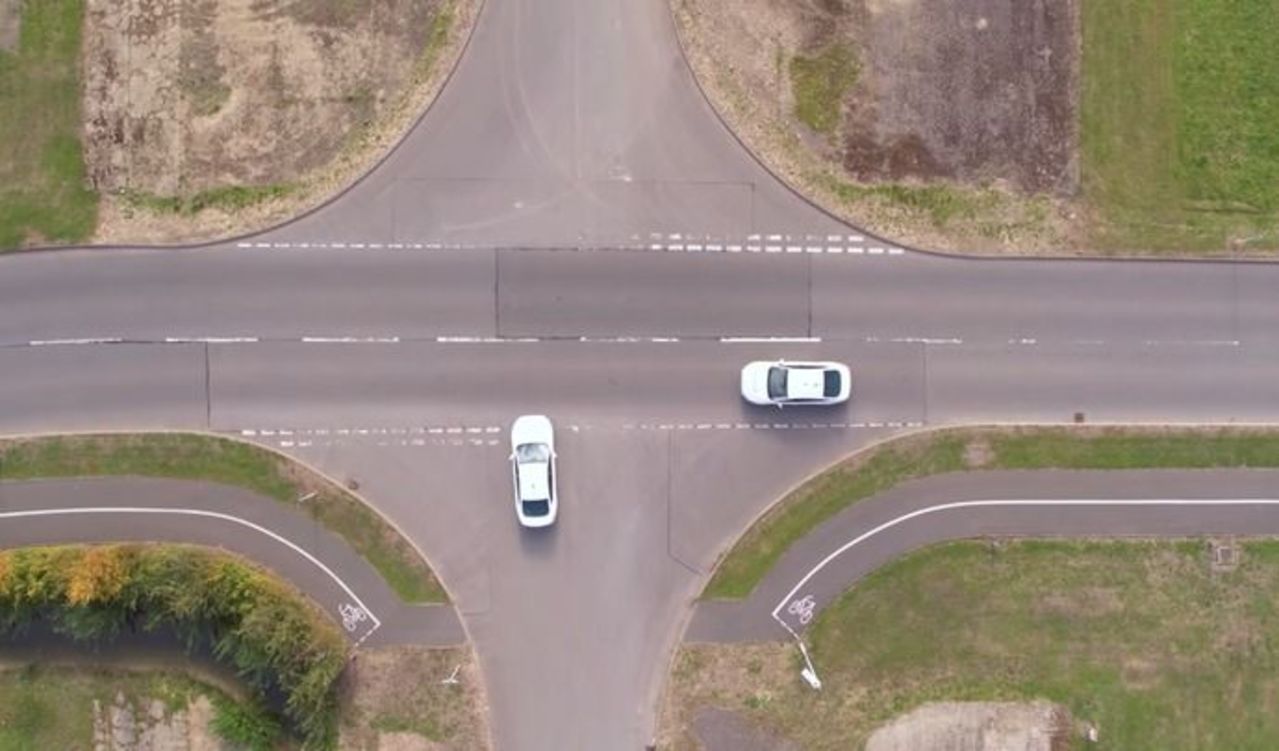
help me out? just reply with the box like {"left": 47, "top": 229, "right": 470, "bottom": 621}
{"left": 689, "top": 469, "right": 1279, "bottom": 641}
{"left": 0, "top": 476, "right": 464, "bottom": 648}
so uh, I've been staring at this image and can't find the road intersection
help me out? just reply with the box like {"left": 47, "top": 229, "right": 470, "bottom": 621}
{"left": 1, "top": 0, "right": 1278, "bottom": 747}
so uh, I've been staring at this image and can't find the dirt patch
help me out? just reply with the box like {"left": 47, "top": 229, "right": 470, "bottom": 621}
{"left": 963, "top": 438, "right": 993, "bottom": 468}
{"left": 864, "top": 701, "right": 1073, "bottom": 751}
{"left": 692, "top": 706, "right": 800, "bottom": 751}
{"left": 843, "top": 0, "right": 1078, "bottom": 194}
{"left": 1035, "top": 586, "right": 1125, "bottom": 619}
{"left": 92, "top": 693, "right": 231, "bottom": 751}
{"left": 0, "top": 0, "right": 19, "bottom": 52}
{"left": 338, "top": 645, "right": 491, "bottom": 750}
{"left": 84, "top": 0, "right": 480, "bottom": 244}
{"left": 673, "top": 0, "right": 1080, "bottom": 252}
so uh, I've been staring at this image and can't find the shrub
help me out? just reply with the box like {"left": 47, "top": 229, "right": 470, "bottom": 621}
{"left": 0, "top": 544, "right": 349, "bottom": 749}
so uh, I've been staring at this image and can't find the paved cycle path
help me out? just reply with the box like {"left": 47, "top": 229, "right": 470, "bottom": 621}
{"left": 0, "top": 476, "right": 464, "bottom": 648}
{"left": 688, "top": 469, "right": 1279, "bottom": 642}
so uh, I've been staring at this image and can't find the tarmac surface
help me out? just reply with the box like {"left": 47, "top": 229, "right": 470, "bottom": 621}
{"left": 1, "top": 0, "right": 1278, "bottom": 746}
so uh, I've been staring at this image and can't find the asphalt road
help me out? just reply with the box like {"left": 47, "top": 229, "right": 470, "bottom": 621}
{"left": 1, "top": 0, "right": 1278, "bottom": 747}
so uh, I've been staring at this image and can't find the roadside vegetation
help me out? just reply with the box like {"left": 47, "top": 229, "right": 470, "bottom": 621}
{"left": 667, "top": 538, "right": 1279, "bottom": 749}
{"left": 0, "top": 664, "right": 277, "bottom": 750}
{"left": 1081, "top": 0, "right": 1279, "bottom": 252}
{"left": 789, "top": 43, "right": 858, "bottom": 136}
{"left": 0, "top": 0, "right": 97, "bottom": 248}
{"left": 0, "top": 543, "right": 348, "bottom": 748}
{"left": 0, "top": 433, "right": 445, "bottom": 603}
{"left": 705, "top": 426, "right": 1279, "bottom": 599}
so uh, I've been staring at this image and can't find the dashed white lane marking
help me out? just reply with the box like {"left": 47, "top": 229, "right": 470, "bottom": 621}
{"left": 720, "top": 336, "right": 822, "bottom": 343}
{"left": 772, "top": 497, "right": 1279, "bottom": 635}
{"left": 302, "top": 336, "right": 401, "bottom": 344}
{"left": 20, "top": 334, "right": 1250, "bottom": 350}
{"left": 0, "top": 507, "right": 382, "bottom": 646}
{"left": 165, "top": 336, "right": 259, "bottom": 344}
{"left": 241, "top": 420, "right": 921, "bottom": 449}
{"left": 29, "top": 337, "right": 124, "bottom": 346}
{"left": 235, "top": 233, "right": 908, "bottom": 258}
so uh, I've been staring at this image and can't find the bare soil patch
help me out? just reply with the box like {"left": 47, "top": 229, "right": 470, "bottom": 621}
{"left": 673, "top": 0, "right": 1080, "bottom": 252}
{"left": 339, "top": 645, "right": 491, "bottom": 750}
{"left": 691, "top": 706, "right": 799, "bottom": 751}
{"left": 864, "top": 701, "right": 1072, "bottom": 751}
{"left": 84, "top": 0, "right": 479, "bottom": 244}
{"left": 843, "top": 0, "right": 1078, "bottom": 194}
{"left": 93, "top": 692, "right": 230, "bottom": 751}
{"left": 0, "top": 0, "right": 19, "bottom": 52}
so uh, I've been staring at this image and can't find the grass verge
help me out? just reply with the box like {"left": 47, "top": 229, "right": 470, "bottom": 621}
{"left": 0, "top": 0, "right": 97, "bottom": 249}
{"left": 668, "top": 538, "right": 1279, "bottom": 750}
{"left": 121, "top": 184, "right": 296, "bottom": 217}
{"left": 0, "top": 433, "right": 445, "bottom": 604}
{"left": 704, "top": 426, "right": 1279, "bottom": 599}
{"left": 1081, "top": 0, "right": 1279, "bottom": 252}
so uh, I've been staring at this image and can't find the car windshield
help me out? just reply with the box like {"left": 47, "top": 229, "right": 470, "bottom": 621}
{"left": 766, "top": 366, "right": 787, "bottom": 400}
{"left": 515, "top": 443, "right": 550, "bottom": 462}
{"left": 823, "top": 369, "right": 842, "bottom": 397}
{"left": 522, "top": 499, "right": 550, "bottom": 517}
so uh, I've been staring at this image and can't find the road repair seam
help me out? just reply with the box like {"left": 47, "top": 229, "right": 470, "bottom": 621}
{"left": 773, "top": 497, "right": 1279, "bottom": 634}
{"left": 234, "top": 233, "right": 907, "bottom": 257}
{"left": 0, "top": 506, "right": 382, "bottom": 646}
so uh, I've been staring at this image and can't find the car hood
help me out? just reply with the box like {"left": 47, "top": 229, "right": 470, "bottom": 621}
{"left": 740, "top": 361, "right": 772, "bottom": 402}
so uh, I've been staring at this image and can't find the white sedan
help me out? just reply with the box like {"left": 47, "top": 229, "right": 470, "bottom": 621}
{"left": 740, "top": 360, "right": 852, "bottom": 406}
{"left": 509, "top": 415, "right": 558, "bottom": 528}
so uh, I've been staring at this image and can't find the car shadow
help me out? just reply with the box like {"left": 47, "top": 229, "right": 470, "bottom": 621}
{"left": 517, "top": 518, "right": 559, "bottom": 559}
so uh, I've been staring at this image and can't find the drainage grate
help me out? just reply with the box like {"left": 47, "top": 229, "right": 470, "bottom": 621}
{"left": 1210, "top": 538, "right": 1239, "bottom": 571}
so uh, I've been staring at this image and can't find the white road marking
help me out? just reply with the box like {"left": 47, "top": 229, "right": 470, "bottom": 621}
{"left": 0, "top": 507, "right": 382, "bottom": 645}
{"left": 28, "top": 337, "right": 124, "bottom": 346}
{"left": 302, "top": 336, "right": 401, "bottom": 344}
{"left": 165, "top": 336, "right": 259, "bottom": 344}
{"left": 773, "top": 497, "right": 1279, "bottom": 631}
{"left": 720, "top": 336, "right": 822, "bottom": 343}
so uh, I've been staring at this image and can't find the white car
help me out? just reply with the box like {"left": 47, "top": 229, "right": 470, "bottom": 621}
{"left": 740, "top": 360, "right": 851, "bottom": 406}
{"left": 509, "top": 415, "right": 557, "bottom": 528}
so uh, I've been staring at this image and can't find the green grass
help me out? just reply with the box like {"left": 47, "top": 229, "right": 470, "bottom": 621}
{"left": 122, "top": 184, "right": 296, "bottom": 217}
{"left": 704, "top": 427, "right": 1279, "bottom": 599}
{"left": 0, "top": 434, "right": 445, "bottom": 604}
{"left": 371, "top": 713, "right": 444, "bottom": 741}
{"left": 809, "top": 170, "right": 1053, "bottom": 239}
{"left": 678, "top": 539, "right": 1279, "bottom": 750}
{"left": 0, "top": 664, "right": 232, "bottom": 750}
{"left": 1081, "top": 0, "right": 1279, "bottom": 252}
{"left": 418, "top": 1, "right": 455, "bottom": 76}
{"left": 0, "top": 0, "right": 98, "bottom": 249}
{"left": 789, "top": 44, "right": 859, "bottom": 135}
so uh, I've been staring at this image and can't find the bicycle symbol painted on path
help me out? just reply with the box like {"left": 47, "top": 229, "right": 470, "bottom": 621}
{"left": 339, "top": 602, "right": 369, "bottom": 633}
{"left": 787, "top": 595, "right": 817, "bottom": 625}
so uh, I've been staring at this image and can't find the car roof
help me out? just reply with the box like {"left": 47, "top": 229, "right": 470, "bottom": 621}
{"left": 786, "top": 367, "right": 827, "bottom": 400}
{"left": 517, "top": 460, "right": 550, "bottom": 501}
